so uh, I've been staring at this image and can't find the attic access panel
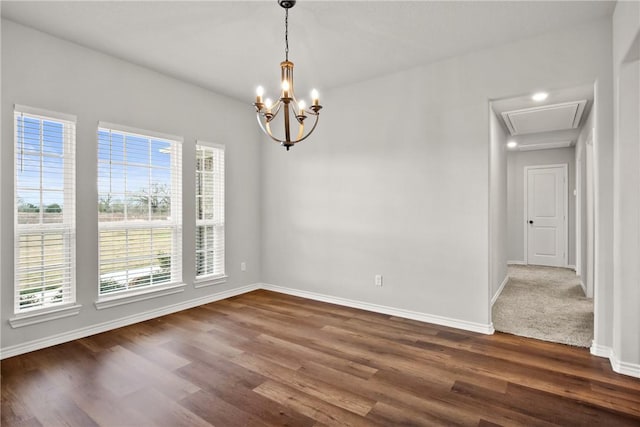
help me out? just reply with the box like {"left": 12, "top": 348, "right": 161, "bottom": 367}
{"left": 501, "top": 100, "right": 587, "bottom": 136}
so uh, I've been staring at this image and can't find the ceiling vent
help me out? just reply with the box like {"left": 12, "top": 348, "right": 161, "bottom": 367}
{"left": 501, "top": 100, "right": 587, "bottom": 135}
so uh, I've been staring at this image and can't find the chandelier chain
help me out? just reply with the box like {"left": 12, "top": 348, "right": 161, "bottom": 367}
{"left": 285, "top": 8, "right": 289, "bottom": 61}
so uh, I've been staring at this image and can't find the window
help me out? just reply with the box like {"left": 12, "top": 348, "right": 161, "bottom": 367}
{"left": 14, "top": 106, "right": 76, "bottom": 313}
{"left": 98, "top": 123, "right": 182, "bottom": 296}
{"left": 195, "top": 142, "right": 225, "bottom": 280}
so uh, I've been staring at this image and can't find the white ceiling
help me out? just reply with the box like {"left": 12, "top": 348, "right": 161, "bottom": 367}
{"left": 1, "top": 1, "right": 615, "bottom": 102}
{"left": 492, "top": 83, "right": 594, "bottom": 151}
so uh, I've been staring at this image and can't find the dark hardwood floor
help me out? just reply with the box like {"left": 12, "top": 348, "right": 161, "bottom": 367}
{"left": 2, "top": 290, "right": 640, "bottom": 426}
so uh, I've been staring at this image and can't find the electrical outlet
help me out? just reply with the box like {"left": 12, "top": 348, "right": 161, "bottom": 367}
{"left": 240, "top": 262, "right": 247, "bottom": 272}
{"left": 375, "top": 274, "right": 383, "bottom": 287}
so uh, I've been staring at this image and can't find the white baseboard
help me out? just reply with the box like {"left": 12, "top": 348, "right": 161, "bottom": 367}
{"left": 0, "top": 284, "right": 260, "bottom": 360}
{"left": 611, "top": 355, "right": 640, "bottom": 378}
{"left": 491, "top": 275, "right": 509, "bottom": 306}
{"left": 567, "top": 264, "right": 576, "bottom": 270}
{"left": 590, "top": 343, "right": 640, "bottom": 379}
{"left": 579, "top": 280, "right": 587, "bottom": 296}
{"left": 507, "top": 260, "right": 526, "bottom": 265}
{"left": 5, "top": 281, "right": 638, "bottom": 379}
{"left": 590, "top": 342, "right": 612, "bottom": 358}
{"left": 260, "top": 283, "right": 495, "bottom": 335}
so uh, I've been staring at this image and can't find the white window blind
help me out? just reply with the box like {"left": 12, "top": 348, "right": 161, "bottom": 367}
{"left": 98, "top": 124, "right": 182, "bottom": 295}
{"left": 195, "top": 142, "right": 225, "bottom": 279}
{"left": 14, "top": 107, "right": 76, "bottom": 312}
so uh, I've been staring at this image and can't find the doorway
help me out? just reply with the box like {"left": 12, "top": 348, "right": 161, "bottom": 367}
{"left": 489, "top": 83, "right": 596, "bottom": 347}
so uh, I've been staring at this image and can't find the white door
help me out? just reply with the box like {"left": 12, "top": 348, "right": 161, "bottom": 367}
{"left": 526, "top": 165, "right": 567, "bottom": 267}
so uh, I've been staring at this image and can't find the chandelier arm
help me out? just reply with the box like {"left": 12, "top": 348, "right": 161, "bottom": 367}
{"left": 260, "top": 115, "right": 287, "bottom": 144}
{"left": 296, "top": 121, "right": 304, "bottom": 140}
{"left": 256, "top": 111, "right": 320, "bottom": 145}
{"left": 291, "top": 114, "right": 319, "bottom": 144}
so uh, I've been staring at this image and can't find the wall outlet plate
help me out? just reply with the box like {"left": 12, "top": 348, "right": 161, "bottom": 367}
{"left": 375, "top": 274, "right": 383, "bottom": 287}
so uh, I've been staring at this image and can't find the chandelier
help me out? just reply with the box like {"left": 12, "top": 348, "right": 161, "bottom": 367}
{"left": 253, "top": 0, "right": 322, "bottom": 151}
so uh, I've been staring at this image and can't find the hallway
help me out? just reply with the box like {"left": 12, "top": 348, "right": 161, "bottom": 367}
{"left": 492, "top": 265, "right": 593, "bottom": 347}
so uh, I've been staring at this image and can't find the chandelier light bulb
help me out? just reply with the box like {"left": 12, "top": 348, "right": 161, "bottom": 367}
{"left": 281, "top": 80, "right": 290, "bottom": 97}
{"left": 256, "top": 85, "right": 265, "bottom": 104}
{"left": 265, "top": 98, "right": 273, "bottom": 109}
{"left": 298, "top": 100, "right": 306, "bottom": 110}
{"left": 311, "top": 89, "right": 319, "bottom": 106}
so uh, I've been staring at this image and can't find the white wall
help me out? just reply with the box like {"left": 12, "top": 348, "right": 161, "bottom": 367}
{"left": 489, "top": 107, "right": 508, "bottom": 302}
{"left": 611, "top": 1, "right": 640, "bottom": 375}
{"left": 575, "top": 108, "right": 594, "bottom": 296}
{"left": 507, "top": 147, "right": 576, "bottom": 266}
{"left": 1, "top": 20, "right": 262, "bottom": 351}
{"left": 261, "top": 20, "right": 613, "bottom": 331}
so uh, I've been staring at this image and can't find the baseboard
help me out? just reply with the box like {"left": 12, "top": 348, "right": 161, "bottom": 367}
{"left": 0, "top": 283, "right": 260, "bottom": 360}
{"left": 579, "top": 280, "right": 587, "bottom": 296}
{"left": 507, "top": 260, "right": 526, "bottom": 265}
{"left": 260, "top": 283, "right": 495, "bottom": 335}
{"left": 567, "top": 264, "right": 576, "bottom": 270}
{"left": 590, "top": 342, "right": 612, "bottom": 358}
{"left": 590, "top": 343, "right": 640, "bottom": 379}
{"left": 491, "top": 275, "right": 509, "bottom": 307}
{"left": 610, "top": 354, "right": 640, "bottom": 378}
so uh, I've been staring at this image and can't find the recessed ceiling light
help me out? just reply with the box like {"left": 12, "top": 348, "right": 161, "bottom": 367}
{"left": 507, "top": 141, "right": 518, "bottom": 148}
{"left": 532, "top": 92, "right": 549, "bottom": 102}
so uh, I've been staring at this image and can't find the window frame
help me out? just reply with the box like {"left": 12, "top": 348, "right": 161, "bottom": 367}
{"left": 194, "top": 140, "right": 226, "bottom": 286}
{"left": 96, "top": 122, "right": 184, "bottom": 304}
{"left": 13, "top": 105, "right": 77, "bottom": 315}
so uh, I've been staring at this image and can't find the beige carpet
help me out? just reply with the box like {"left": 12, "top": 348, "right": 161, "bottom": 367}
{"left": 492, "top": 265, "right": 594, "bottom": 347}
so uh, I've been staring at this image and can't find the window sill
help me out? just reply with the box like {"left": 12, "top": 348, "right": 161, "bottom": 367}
{"left": 94, "top": 283, "right": 186, "bottom": 310}
{"left": 194, "top": 275, "right": 228, "bottom": 288}
{"left": 9, "top": 304, "right": 82, "bottom": 328}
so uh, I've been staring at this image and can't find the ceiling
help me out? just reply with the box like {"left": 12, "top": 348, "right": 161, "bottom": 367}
{"left": 1, "top": 1, "right": 615, "bottom": 102}
{"left": 492, "top": 83, "right": 594, "bottom": 151}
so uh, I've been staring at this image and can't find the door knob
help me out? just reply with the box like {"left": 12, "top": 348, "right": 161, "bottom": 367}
{"left": 529, "top": 220, "right": 534, "bottom": 224}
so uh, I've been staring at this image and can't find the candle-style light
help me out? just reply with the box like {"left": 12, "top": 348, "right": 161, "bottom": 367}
{"left": 253, "top": 0, "right": 323, "bottom": 151}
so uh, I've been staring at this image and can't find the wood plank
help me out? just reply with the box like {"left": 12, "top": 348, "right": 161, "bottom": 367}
{"left": 2, "top": 290, "right": 639, "bottom": 427}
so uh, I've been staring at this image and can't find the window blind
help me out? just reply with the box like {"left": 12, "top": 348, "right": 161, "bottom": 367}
{"left": 195, "top": 142, "right": 225, "bottom": 279}
{"left": 98, "top": 125, "right": 182, "bottom": 295}
{"left": 14, "top": 107, "right": 76, "bottom": 312}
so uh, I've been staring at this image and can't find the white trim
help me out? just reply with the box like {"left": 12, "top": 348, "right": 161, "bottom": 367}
{"left": 590, "top": 344, "right": 640, "bottom": 379}
{"left": 14, "top": 104, "right": 77, "bottom": 123}
{"left": 194, "top": 275, "right": 228, "bottom": 288}
{"left": 523, "top": 163, "right": 569, "bottom": 267}
{"left": 260, "top": 283, "right": 495, "bottom": 335}
{"left": 94, "top": 283, "right": 186, "bottom": 310}
{"left": 9, "top": 304, "right": 82, "bottom": 328}
{"left": 501, "top": 100, "right": 587, "bottom": 135}
{"left": 518, "top": 141, "right": 572, "bottom": 151}
{"left": 491, "top": 275, "right": 509, "bottom": 306}
{"left": 196, "top": 139, "right": 225, "bottom": 150}
{"left": 1, "top": 284, "right": 260, "bottom": 360}
{"left": 97, "top": 121, "right": 183, "bottom": 143}
{"left": 567, "top": 264, "right": 576, "bottom": 270}
{"left": 579, "top": 281, "right": 587, "bottom": 296}
{"left": 610, "top": 355, "right": 640, "bottom": 379}
{"left": 507, "top": 260, "right": 526, "bottom": 265}
{"left": 590, "top": 342, "right": 612, "bottom": 358}
{"left": 5, "top": 282, "right": 640, "bottom": 379}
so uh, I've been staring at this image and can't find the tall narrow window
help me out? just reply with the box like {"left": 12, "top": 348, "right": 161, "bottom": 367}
{"left": 195, "top": 142, "right": 225, "bottom": 280}
{"left": 14, "top": 106, "right": 76, "bottom": 313}
{"left": 97, "top": 123, "right": 182, "bottom": 296}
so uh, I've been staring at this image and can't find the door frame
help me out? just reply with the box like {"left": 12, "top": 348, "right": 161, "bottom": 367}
{"left": 523, "top": 163, "right": 569, "bottom": 266}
